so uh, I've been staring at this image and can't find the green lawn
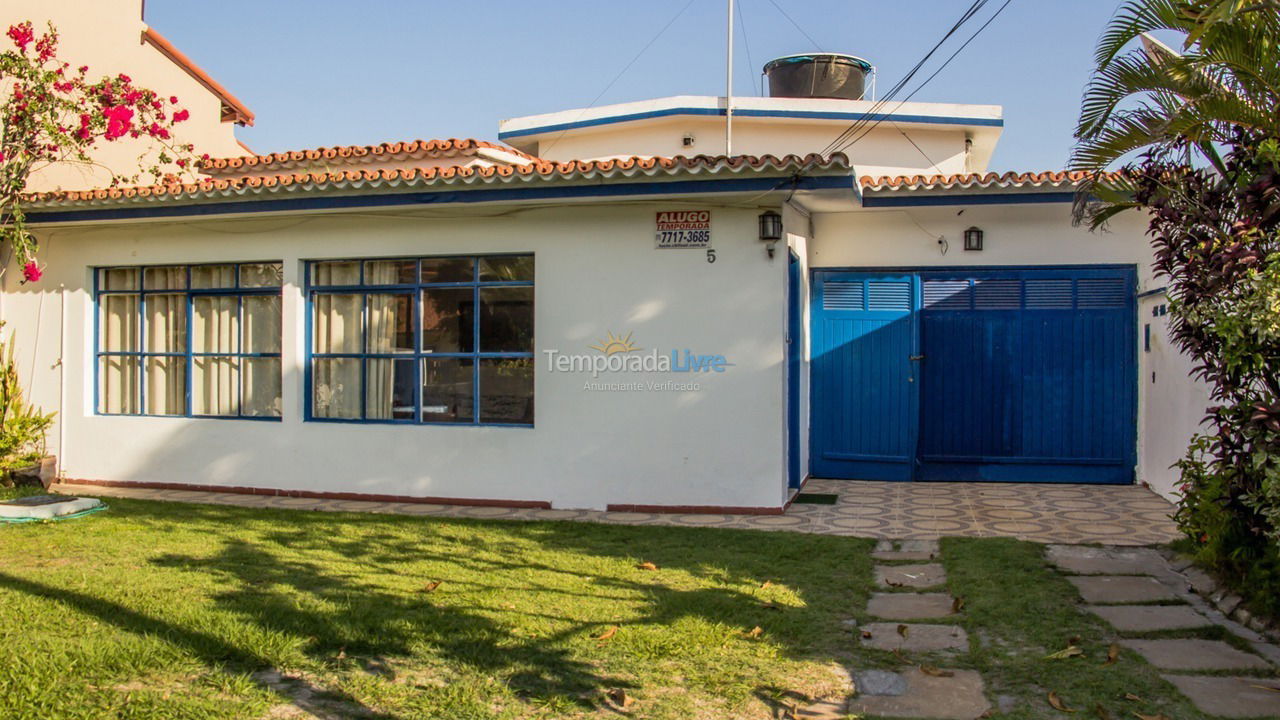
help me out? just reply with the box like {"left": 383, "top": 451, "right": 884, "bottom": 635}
{"left": 0, "top": 491, "right": 1227, "bottom": 719}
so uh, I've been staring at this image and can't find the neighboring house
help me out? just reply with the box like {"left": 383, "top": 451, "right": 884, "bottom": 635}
{"left": 14, "top": 0, "right": 250, "bottom": 192}
{"left": 8, "top": 45, "right": 1206, "bottom": 512}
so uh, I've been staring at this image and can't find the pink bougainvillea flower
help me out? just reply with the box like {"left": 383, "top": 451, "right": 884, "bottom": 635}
{"left": 169, "top": 96, "right": 178, "bottom": 104}
{"left": 0, "top": 151, "right": 6, "bottom": 163}
{"left": 172, "top": 109, "right": 189, "bottom": 123}
{"left": 7, "top": 22, "right": 34, "bottom": 51}
{"left": 102, "top": 105, "right": 133, "bottom": 140}
{"left": 21, "top": 262, "right": 42, "bottom": 284}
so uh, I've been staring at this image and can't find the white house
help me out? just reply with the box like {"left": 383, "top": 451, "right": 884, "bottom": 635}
{"left": 7, "top": 47, "right": 1207, "bottom": 512}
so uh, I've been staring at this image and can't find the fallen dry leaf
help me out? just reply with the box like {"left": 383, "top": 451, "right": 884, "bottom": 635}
{"left": 594, "top": 626, "right": 618, "bottom": 642}
{"left": 861, "top": 630, "right": 873, "bottom": 639}
{"left": 952, "top": 596, "right": 966, "bottom": 612}
{"left": 607, "top": 688, "right": 634, "bottom": 709}
{"left": 897, "top": 624, "right": 909, "bottom": 638}
{"left": 420, "top": 580, "right": 442, "bottom": 593}
{"left": 1048, "top": 691, "right": 1077, "bottom": 713}
{"left": 745, "top": 626, "right": 763, "bottom": 639}
{"left": 1045, "top": 645, "right": 1085, "bottom": 660}
{"left": 761, "top": 580, "right": 773, "bottom": 589}
{"left": 1123, "top": 694, "right": 1142, "bottom": 702}
{"left": 1095, "top": 703, "right": 1114, "bottom": 720}
{"left": 919, "top": 665, "right": 954, "bottom": 678}
{"left": 1104, "top": 643, "right": 1120, "bottom": 666}
{"left": 636, "top": 561, "right": 658, "bottom": 571}
{"left": 885, "top": 579, "right": 904, "bottom": 588}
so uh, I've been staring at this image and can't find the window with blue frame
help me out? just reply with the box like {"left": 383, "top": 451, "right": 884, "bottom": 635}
{"left": 307, "top": 255, "right": 534, "bottom": 426}
{"left": 95, "top": 263, "right": 284, "bottom": 418}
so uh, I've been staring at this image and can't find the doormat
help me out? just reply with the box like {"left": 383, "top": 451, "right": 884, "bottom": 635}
{"left": 0, "top": 495, "right": 106, "bottom": 523}
{"left": 793, "top": 493, "right": 839, "bottom": 505}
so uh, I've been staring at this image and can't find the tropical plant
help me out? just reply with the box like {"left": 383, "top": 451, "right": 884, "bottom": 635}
{"left": 1, "top": 20, "right": 202, "bottom": 280}
{"left": 1072, "top": 1, "right": 1280, "bottom": 613}
{"left": 0, "top": 323, "right": 53, "bottom": 485}
{"left": 1070, "top": 0, "right": 1280, "bottom": 226}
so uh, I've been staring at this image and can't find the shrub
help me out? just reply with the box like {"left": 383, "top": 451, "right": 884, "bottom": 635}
{"left": 0, "top": 324, "right": 54, "bottom": 484}
{"left": 1133, "top": 131, "right": 1280, "bottom": 616}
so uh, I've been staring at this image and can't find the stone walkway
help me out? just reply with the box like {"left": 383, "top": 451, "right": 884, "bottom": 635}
{"left": 53, "top": 477, "right": 1180, "bottom": 545}
{"left": 1048, "top": 545, "right": 1280, "bottom": 718}
{"left": 801, "top": 540, "right": 992, "bottom": 719}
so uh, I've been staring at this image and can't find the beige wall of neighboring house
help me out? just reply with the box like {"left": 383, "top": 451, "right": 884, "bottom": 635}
{"left": 10, "top": 0, "right": 247, "bottom": 192}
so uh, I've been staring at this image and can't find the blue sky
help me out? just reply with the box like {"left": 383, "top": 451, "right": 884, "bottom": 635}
{"left": 146, "top": 1, "right": 1129, "bottom": 171}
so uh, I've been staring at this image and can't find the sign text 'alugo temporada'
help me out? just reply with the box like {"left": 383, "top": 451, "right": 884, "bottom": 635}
{"left": 655, "top": 210, "right": 711, "bottom": 248}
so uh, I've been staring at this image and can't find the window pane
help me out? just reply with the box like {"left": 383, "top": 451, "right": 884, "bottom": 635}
{"left": 193, "top": 356, "right": 240, "bottom": 416}
{"left": 191, "top": 265, "right": 235, "bottom": 289}
{"left": 311, "top": 261, "right": 360, "bottom": 286}
{"left": 98, "top": 355, "right": 139, "bottom": 414}
{"left": 479, "top": 287, "right": 533, "bottom": 353}
{"left": 145, "top": 356, "right": 187, "bottom": 416}
{"left": 100, "top": 294, "right": 140, "bottom": 352}
{"left": 421, "top": 288, "right": 474, "bottom": 353}
{"left": 145, "top": 294, "right": 187, "bottom": 353}
{"left": 240, "top": 263, "right": 283, "bottom": 288}
{"left": 243, "top": 295, "right": 282, "bottom": 354}
{"left": 367, "top": 294, "right": 413, "bottom": 353}
{"left": 422, "top": 357, "right": 473, "bottom": 423}
{"left": 143, "top": 266, "right": 186, "bottom": 290}
{"left": 242, "top": 357, "right": 282, "bottom": 417}
{"left": 420, "top": 257, "right": 473, "bottom": 283}
{"left": 193, "top": 296, "right": 240, "bottom": 354}
{"left": 367, "top": 358, "right": 414, "bottom": 420}
{"left": 479, "top": 256, "right": 533, "bottom": 282}
{"left": 313, "top": 357, "right": 362, "bottom": 419}
{"left": 313, "top": 294, "right": 362, "bottom": 353}
{"left": 480, "top": 358, "right": 533, "bottom": 424}
{"left": 99, "top": 268, "right": 139, "bottom": 291}
{"left": 364, "top": 260, "right": 416, "bottom": 285}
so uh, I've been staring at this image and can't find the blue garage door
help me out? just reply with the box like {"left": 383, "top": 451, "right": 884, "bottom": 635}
{"left": 810, "top": 267, "right": 1136, "bottom": 484}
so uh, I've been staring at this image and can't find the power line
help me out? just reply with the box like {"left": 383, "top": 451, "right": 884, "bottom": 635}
{"left": 542, "top": 0, "right": 698, "bottom": 154}
{"left": 827, "top": 0, "right": 1016, "bottom": 157}
{"left": 819, "top": 0, "right": 990, "bottom": 157}
{"left": 765, "top": 0, "right": 825, "bottom": 51}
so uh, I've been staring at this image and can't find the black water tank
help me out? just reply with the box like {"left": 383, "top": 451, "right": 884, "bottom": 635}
{"left": 764, "top": 53, "right": 872, "bottom": 100}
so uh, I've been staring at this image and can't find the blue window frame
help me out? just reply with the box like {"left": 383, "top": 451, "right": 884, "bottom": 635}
{"left": 94, "top": 262, "right": 284, "bottom": 419}
{"left": 305, "top": 255, "right": 534, "bottom": 426}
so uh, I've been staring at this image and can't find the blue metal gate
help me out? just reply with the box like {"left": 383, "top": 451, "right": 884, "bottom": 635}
{"left": 810, "top": 266, "right": 1136, "bottom": 484}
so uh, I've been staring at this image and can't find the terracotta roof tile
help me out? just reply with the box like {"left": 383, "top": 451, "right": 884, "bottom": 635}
{"left": 142, "top": 27, "right": 254, "bottom": 126}
{"left": 203, "top": 138, "right": 540, "bottom": 173}
{"left": 859, "top": 170, "right": 1113, "bottom": 191}
{"left": 30, "top": 152, "right": 851, "bottom": 208}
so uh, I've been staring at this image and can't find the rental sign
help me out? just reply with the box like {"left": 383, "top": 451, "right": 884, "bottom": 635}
{"left": 655, "top": 210, "right": 711, "bottom": 248}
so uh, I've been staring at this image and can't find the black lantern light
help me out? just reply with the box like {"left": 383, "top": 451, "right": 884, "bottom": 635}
{"left": 758, "top": 210, "right": 783, "bottom": 242}
{"left": 963, "top": 226, "right": 984, "bottom": 251}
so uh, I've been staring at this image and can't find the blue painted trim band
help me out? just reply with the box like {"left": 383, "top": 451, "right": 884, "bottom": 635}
{"left": 861, "top": 191, "right": 1076, "bottom": 208}
{"left": 497, "top": 107, "right": 1003, "bottom": 140}
{"left": 28, "top": 175, "right": 853, "bottom": 225}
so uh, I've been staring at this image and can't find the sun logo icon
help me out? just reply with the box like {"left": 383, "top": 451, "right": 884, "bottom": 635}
{"left": 589, "top": 331, "right": 640, "bottom": 355}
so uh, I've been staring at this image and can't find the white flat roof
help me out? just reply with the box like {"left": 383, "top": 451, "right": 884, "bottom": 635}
{"left": 499, "top": 95, "right": 1003, "bottom": 142}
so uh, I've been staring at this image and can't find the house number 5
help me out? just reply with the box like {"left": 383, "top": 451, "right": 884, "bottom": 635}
{"left": 706, "top": 249, "right": 716, "bottom": 264}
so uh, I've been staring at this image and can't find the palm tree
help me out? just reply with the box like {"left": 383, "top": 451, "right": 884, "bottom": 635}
{"left": 1070, "top": 0, "right": 1280, "bottom": 226}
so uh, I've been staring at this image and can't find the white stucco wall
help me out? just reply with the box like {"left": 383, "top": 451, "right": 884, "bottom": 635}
{"left": 1138, "top": 292, "right": 1213, "bottom": 501}
{"left": 808, "top": 202, "right": 1203, "bottom": 496}
{"left": 5, "top": 203, "right": 791, "bottom": 510}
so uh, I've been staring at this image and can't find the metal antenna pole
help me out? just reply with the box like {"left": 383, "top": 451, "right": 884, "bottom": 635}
{"left": 726, "top": 0, "right": 734, "bottom": 155}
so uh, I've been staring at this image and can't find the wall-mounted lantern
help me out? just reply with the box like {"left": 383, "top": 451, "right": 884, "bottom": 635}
{"left": 963, "top": 226, "right": 984, "bottom": 251}
{"left": 759, "top": 210, "right": 783, "bottom": 258}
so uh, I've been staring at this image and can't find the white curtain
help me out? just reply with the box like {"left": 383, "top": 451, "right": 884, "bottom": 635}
{"left": 145, "top": 291, "right": 186, "bottom": 415}
{"left": 243, "top": 295, "right": 282, "bottom": 416}
{"left": 193, "top": 295, "right": 240, "bottom": 416}
{"left": 365, "top": 261, "right": 408, "bottom": 420}
{"left": 313, "top": 291, "right": 362, "bottom": 419}
{"left": 99, "top": 294, "right": 140, "bottom": 414}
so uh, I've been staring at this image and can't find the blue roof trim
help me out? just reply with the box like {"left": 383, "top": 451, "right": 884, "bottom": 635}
{"left": 861, "top": 191, "right": 1076, "bottom": 208}
{"left": 26, "top": 174, "right": 854, "bottom": 224}
{"left": 498, "top": 107, "right": 1004, "bottom": 140}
